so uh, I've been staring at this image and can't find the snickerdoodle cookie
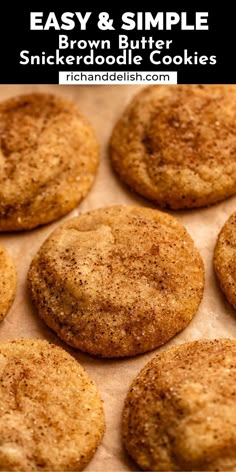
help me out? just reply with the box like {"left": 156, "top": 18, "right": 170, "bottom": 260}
{"left": 0, "top": 244, "right": 16, "bottom": 322}
{"left": 0, "top": 339, "right": 105, "bottom": 471}
{"left": 122, "top": 339, "right": 236, "bottom": 471}
{"left": 110, "top": 85, "right": 236, "bottom": 209}
{"left": 28, "top": 205, "right": 204, "bottom": 358}
{"left": 214, "top": 212, "right": 236, "bottom": 309}
{"left": 0, "top": 93, "right": 99, "bottom": 230}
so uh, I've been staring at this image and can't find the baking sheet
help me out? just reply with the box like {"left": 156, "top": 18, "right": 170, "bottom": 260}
{"left": 0, "top": 84, "right": 235, "bottom": 471}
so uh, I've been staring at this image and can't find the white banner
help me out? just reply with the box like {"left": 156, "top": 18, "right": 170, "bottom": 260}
{"left": 59, "top": 70, "right": 177, "bottom": 85}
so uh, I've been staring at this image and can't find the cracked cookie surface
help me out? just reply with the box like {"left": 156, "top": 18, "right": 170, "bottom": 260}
{"left": 122, "top": 339, "right": 236, "bottom": 471}
{"left": 28, "top": 205, "right": 204, "bottom": 358}
{"left": 110, "top": 85, "right": 236, "bottom": 209}
{"left": 0, "top": 339, "right": 105, "bottom": 471}
{"left": 214, "top": 212, "right": 236, "bottom": 309}
{"left": 0, "top": 93, "right": 99, "bottom": 230}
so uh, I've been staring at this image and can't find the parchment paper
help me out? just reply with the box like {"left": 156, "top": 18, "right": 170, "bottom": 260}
{"left": 0, "top": 84, "right": 235, "bottom": 471}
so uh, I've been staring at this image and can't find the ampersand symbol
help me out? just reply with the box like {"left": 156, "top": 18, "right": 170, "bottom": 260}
{"left": 97, "top": 12, "right": 115, "bottom": 30}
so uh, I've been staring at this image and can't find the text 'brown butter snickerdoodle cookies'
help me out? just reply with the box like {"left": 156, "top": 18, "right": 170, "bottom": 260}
{"left": 28, "top": 205, "right": 204, "bottom": 358}
{"left": 0, "top": 93, "right": 99, "bottom": 231}
{"left": 110, "top": 85, "right": 236, "bottom": 209}
{"left": 0, "top": 244, "right": 16, "bottom": 322}
{"left": 0, "top": 339, "right": 105, "bottom": 471}
{"left": 214, "top": 212, "right": 236, "bottom": 309}
{"left": 122, "top": 339, "right": 236, "bottom": 471}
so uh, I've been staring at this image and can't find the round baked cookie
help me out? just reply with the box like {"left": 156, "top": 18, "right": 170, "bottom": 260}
{"left": 0, "top": 93, "right": 99, "bottom": 231}
{"left": 214, "top": 212, "right": 236, "bottom": 309}
{"left": 0, "top": 244, "right": 16, "bottom": 322}
{"left": 27, "top": 205, "right": 204, "bottom": 358}
{"left": 110, "top": 85, "right": 236, "bottom": 209}
{"left": 122, "top": 339, "right": 236, "bottom": 471}
{"left": 0, "top": 339, "right": 105, "bottom": 471}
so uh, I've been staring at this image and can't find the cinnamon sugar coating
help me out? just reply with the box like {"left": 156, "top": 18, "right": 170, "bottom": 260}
{"left": 0, "top": 244, "right": 16, "bottom": 322}
{"left": 123, "top": 339, "right": 236, "bottom": 471}
{"left": 214, "top": 212, "right": 236, "bottom": 309}
{"left": 0, "top": 339, "right": 105, "bottom": 471}
{"left": 28, "top": 205, "right": 204, "bottom": 358}
{"left": 110, "top": 85, "right": 236, "bottom": 209}
{"left": 0, "top": 93, "right": 99, "bottom": 230}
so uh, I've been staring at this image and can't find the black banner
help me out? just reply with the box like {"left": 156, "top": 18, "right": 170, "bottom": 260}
{"left": 0, "top": 6, "right": 234, "bottom": 84}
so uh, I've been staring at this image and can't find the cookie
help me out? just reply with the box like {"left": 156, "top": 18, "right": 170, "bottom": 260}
{"left": 0, "top": 244, "right": 16, "bottom": 322}
{"left": 110, "top": 85, "right": 236, "bottom": 209}
{"left": 122, "top": 339, "right": 236, "bottom": 471}
{"left": 0, "top": 339, "right": 105, "bottom": 471}
{"left": 214, "top": 212, "right": 236, "bottom": 309}
{"left": 28, "top": 205, "right": 204, "bottom": 358}
{"left": 0, "top": 93, "right": 99, "bottom": 231}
